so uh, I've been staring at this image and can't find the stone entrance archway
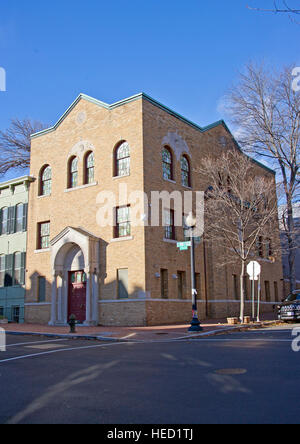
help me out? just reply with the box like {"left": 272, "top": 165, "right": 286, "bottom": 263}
{"left": 49, "top": 227, "right": 100, "bottom": 326}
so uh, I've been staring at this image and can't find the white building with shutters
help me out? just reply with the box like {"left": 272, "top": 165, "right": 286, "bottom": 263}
{"left": 0, "top": 176, "right": 34, "bottom": 323}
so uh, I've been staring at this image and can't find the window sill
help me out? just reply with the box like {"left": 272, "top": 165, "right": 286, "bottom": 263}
{"left": 163, "top": 178, "right": 176, "bottom": 184}
{"left": 64, "top": 182, "right": 98, "bottom": 193}
{"left": 113, "top": 174, "right": 130, "bottom": 180}
{"left": 37, "top": 194, "right": 51, "bottom": 199}
{"left": 34, "top": 248, "right": 50, "bottom": 254}
{"left": 163, "top": 238, "right": 177, "bottom": 244}
{"left": 110, "top": 236, "right": 134, "bottom": 243}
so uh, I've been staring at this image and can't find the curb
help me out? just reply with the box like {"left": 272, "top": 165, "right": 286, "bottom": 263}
{"left": 178, "top": 320, "right": 282, "bottom": 340}
{"left": 5, "top": 331, "right": 125, "bottom": 343}
{"left": 4, "top": 320, "right": 280, "bottom": 343}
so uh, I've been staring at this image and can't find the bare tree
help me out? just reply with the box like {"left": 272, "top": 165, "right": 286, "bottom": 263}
{"left": 0, "top": 118, "right": 47, "bottom": 176}
{"left": 224, "top": 63, "right": 299, "bottom": 293}
{"left": 248, "top": 1, "right": 300, "bottom": 16}
{"left": 199, "top": 149, "right": 280, "bottom": 322}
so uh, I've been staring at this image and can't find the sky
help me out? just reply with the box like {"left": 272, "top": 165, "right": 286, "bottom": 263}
{"left": 0, "top": 0, "right": 300, "bottom": 181}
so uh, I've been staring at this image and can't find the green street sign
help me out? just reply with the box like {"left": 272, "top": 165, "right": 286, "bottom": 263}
{"left": 177, "top": 241, "right": 191, "bottom": 251}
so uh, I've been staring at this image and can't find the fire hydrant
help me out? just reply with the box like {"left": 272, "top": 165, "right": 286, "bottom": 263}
{"left": 68, "top": 314, "right": 77, "bottom": 333}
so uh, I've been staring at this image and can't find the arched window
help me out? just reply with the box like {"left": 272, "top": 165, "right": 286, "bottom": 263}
{"left": 162, "top": 147, "right": 173, "bottom": 181}
{"left": 68, "top": 157, "right": 78, "bottom": 189}
{"left": 40, "top": 165, "right": 52, "bottom": 196}
{"left": 115, "top": 142, "right": 130, "bottom": 177}
{"left": 84, "top": 152, "right": 95, "bottom": 185}
{"left": 181, "top": 155, "right": 191, "bottom": 187}
{"left": 1, "top": 207, "right": 8, "bottom": 235}
{"left": 15, "top": 204, "right": 24, "bottom": 233}
{"left": 0, "top": 255, "right": 5, "bottom": 287}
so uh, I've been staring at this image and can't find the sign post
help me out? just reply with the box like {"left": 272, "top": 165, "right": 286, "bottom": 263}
{"left": 247, "top": 261, "right": 261, "bottom": 322}
{"left": 257, "top": 274, "right": 261, "bottom": 323}
{"left": 177, "top": 219, "right": 202, "bottom": 333}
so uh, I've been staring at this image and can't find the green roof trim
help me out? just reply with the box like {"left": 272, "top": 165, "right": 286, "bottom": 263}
{"left": 30, "top": 92, "right": 275, "bottom": 176}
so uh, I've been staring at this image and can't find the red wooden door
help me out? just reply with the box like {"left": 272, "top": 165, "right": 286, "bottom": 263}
{"left": 68, "top": 271, "right": 87, "bottom": 323}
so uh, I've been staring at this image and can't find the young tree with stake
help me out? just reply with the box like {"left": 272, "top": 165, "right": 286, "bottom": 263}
{"left": 199, "top": 149, "right": 280, "bottom": 322}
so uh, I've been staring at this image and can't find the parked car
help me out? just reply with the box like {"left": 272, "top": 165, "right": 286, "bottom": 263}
{"left": 276, "top": 291, "right": 300, "bottom": 322}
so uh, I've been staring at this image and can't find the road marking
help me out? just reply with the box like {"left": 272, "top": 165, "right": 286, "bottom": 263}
{"left": 189, "top": 338, "right": 293, "bottom": 342}
{"left": 121, "top": 333, "right": 136, "bottom": 340}
{"left": 7, "top": 361, "right": 119, "bottom": 424}
{"left": 6, "top": 339, "right": 68, "bottom": 348}
{"left": 0, "top": 341, "right": 128, "bottom": 364}
{"left": 25, "top": 343, "right": 69, "bottom": 350}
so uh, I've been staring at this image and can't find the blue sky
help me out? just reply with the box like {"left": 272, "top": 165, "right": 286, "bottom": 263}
{"left": 0, "top": 0, "right": 299, "bottom": 180}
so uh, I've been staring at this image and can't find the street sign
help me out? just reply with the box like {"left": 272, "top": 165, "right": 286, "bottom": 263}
{"left": 247, "top": 261, "right": 261, "bottom": 281}
{"left": 177, "top": 241, "right": 191, "bottom": 251}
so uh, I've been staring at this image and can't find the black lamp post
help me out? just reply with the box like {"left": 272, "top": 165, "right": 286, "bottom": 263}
{"left": 185, "top": 213, "right": 203, "bottom": 333}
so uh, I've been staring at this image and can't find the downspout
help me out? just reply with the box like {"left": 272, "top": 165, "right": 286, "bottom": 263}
{"left": 203, "top": 235, "right": 209, "bottom": 318}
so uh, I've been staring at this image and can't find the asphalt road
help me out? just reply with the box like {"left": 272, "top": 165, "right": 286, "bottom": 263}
{"left": 0, "top": 324, "right": 299, "bottom": 424}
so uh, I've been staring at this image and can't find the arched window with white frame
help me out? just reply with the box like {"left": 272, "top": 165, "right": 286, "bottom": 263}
{"left": 84, "top": 151, "right": 95, "bottom": 185}
{"left": 68, "top": 157, "right": 78, "bottom": 189}
{"left": 114, "top": 142, "right": 130, "bottom": 177}
{"left": 39, "top": 165, "right": 52, "bottom": 196}
{"left": 181, "top": 155, "right": 191, "bottom": 187}
{"left": 162, "top": 147, "right": 173, "bottom": 181}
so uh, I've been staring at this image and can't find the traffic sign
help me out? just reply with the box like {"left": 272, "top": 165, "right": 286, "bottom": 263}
{"left": 177, "top": 241, "right": 191, "bottom": 251}
{"left": 247, "top": 261, "right": 261, "bottom": 281}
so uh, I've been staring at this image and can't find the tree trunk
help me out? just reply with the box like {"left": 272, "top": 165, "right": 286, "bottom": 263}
{"left": 240, "top": 260, "right": 245, "bottom": 322}
{"left": 287, "top": 197, "right": 296, "bottom": 293}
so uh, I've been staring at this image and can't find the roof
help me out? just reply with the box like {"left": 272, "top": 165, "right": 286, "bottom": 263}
{"left": 30, "top": 92, "right": 276, "bottom": 175}
{"left": 0, "top": 175, "right": 35, "bottom": 190}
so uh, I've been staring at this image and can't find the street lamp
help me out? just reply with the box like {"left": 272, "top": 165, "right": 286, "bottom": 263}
{"left": 185, "top": 212, "right": 203, "bottom": 332}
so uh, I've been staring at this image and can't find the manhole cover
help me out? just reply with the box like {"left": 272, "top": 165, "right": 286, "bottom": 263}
{"left": 215, "top": 368, "right": 247, "bottom": 375}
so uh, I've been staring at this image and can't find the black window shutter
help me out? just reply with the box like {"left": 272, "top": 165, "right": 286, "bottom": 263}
{"left": 20, "top": 252, "right": 26, "bottom": 285}
{"left": 8, "top": 206, "right": 16, "bottom": 234}
{"left": 0, "top": 208, "right": 2, "bottom": 236}
{"left": 6, "top": 207, "right": 11, "bottom": 234}
{"left": 22, "top": 203, "right": 28, "bottom": 232}
{"left": 4, "top": 254, "right": 14, "bottom": 287}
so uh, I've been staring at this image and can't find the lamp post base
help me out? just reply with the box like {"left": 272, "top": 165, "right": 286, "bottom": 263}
{"left": 188, "top": 318, "right": 203, "bottom": 333}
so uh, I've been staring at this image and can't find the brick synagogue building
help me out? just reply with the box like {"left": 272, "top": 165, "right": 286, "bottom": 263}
{"left": 24, "top": 93, "right": 283, "bottom": 326}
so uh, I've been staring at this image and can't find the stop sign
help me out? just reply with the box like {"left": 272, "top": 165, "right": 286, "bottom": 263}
{"left": 247, "top": 261, "right": 261, "bottom": 281}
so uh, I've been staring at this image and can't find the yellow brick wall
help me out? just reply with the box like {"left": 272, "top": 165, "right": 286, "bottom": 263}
{"left": 142, "top": 99, "right": 283, "bottom": 322}
{"left": 25, "top": 97, "right": 146, "bottom": 323}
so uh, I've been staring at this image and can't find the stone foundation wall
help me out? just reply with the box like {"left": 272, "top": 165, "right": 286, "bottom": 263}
{"left": 25, "top": 304, "right": 51, "bottom": 324}
{"left": 98, "top": 301, "right": 147, "bottom": 327}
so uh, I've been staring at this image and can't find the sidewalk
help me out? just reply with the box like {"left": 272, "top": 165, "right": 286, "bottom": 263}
{"left": 1, "top": 313, "right": 279, "bottom": 342}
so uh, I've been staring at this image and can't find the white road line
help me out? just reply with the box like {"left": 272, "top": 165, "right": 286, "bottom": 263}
{"left": 237, "top": 329, "right": 293, "bottom": 333}
{"left": 121, "top": 333, "right": 137, "bottom": 340}
{"left": 189, "top": 338, "right": 293, "bottom": 342}
{"left": 0, "top": 341, "right": 128, "bottom": 364}
{"left": 6, "top": 339, "right": 68, "bottom": 348}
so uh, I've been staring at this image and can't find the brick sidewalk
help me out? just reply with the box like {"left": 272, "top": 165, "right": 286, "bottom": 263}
{"left": 1, "top": 313, "right": 277, "bottom": 341}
